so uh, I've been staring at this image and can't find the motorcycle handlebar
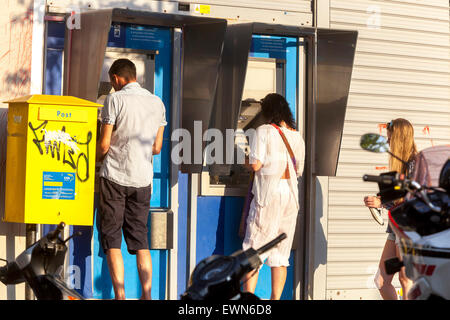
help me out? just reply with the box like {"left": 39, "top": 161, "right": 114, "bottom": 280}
{"left": 363, "top": 175, "right": 395, "bottom": 184}
{"left": 363, "top": 173, "right": 440, "bottom": 212}
{"left": 363, "top": 174, "right": 424, "bottom": 192}
{"left": 256, "top": 233, "right": 287, "bottom": 255}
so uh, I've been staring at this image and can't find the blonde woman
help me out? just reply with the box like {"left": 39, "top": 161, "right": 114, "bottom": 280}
{"left": 364, "top": 118, "right": 417, "bottom": 300}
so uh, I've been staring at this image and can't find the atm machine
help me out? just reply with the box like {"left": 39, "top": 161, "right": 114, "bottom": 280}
{"left": 96, "top": 24, "right": 171, "bottom": 211}
{"left": 198, "top": 31, "right": 304, "bottom": 299}
{"left": 97, "top": 49, "right": 155, "bottom": 105}
{"left": 61, "top": 9, "right": 227, "bottom": 300}
{"left": 205, "top": 34, "right": 300, "bottom": 186}
{"left": 93, "top": 24, "right": 173, "bottom": 300}
{"left": 200, "top": 24, "right": 357, "bottom": 299}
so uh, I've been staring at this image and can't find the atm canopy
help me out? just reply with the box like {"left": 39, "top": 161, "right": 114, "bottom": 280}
{"left": 210, "top": 23, "right": 357, "bottom": 177}
{"left": 63, "top": 9, "right": 357, "bottom": 176}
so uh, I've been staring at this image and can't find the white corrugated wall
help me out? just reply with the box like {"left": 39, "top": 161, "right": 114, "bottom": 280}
{"left": 47, "top": 0, "right": 313, "bottom": 26}
{"left": 324, "top": 0, "right": 450, "bottom": 299}
{"left": 185, "top": 0, "right": 311, "bottom": 13}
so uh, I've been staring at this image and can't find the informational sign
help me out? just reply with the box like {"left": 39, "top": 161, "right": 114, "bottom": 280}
{"left": 126, "top": 25, "right": 165, "bottom": 50}
{"left": 251, "top": 37, "right": 288, "bottom": 60}
{"left": 42, "top": 171, "right": 76, "bottom": 200}
{"left": 107, "top": 23, "right": 168, "bottom": 51}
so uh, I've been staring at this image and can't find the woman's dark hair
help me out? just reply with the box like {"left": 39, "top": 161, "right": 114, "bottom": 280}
{"left": 260, "top": 93, "right": 296, "bottom": 129}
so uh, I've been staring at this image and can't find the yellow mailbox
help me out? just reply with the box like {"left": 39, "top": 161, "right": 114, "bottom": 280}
{"left": 4, "top": 95, "right": 101, "bottom": 225}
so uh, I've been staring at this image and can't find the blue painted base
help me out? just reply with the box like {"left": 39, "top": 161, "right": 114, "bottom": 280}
{"left": 92, "top": 207, "right": 167, "bottom": 300}
{"left": 196, "top": 196, "right": 294, "bottom": 300}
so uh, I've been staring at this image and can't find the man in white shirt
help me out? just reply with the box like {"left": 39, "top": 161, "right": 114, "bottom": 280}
{"left": 97, "top": 58, "right": 166, "bottom": 300}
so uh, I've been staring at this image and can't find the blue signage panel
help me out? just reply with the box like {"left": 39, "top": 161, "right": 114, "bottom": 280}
{"left": 107, "top": 23, "right": 126, "bottom": 48}
{"left": 251, "top": 36, "right": 287, "bottom": 60}
{"left": 126, "top": 25, "right": 167, "bottom": 50}
{"left": 42, "top": 171, "right": 76, "bottom": 200}
{"left": 250, "top": 35, "right": 298, "bottom": 121}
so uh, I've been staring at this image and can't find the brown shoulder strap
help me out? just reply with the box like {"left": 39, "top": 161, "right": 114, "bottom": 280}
{"left": 271, "top": 124, "right": 296, "bottom": 166}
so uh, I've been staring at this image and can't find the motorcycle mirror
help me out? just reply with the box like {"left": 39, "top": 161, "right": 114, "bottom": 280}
{"left": 360, "top": 133, "right": 409, "bottom": 166}
{"left": 360, "top": 133, "right": 389, "bottom": 153}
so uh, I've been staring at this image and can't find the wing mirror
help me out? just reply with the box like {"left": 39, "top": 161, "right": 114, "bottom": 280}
{"left": 360, "top": 133, "right": 389, "bottom": 153}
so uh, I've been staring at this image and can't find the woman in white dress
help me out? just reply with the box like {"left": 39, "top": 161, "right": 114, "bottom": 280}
{"left": 242, "top": 93, "right": 305, "bottom": 300}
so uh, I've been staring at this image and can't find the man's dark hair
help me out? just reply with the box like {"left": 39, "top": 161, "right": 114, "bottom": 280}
{"left": 108, "top": 58, "right": 137, "bottom": 81}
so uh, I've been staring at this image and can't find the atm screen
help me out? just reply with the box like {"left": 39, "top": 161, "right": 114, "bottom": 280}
{"left": 96, "top": 48, "right": 156, "bottom": 106}
{"left": 238, "top": 99, "right": 266, "bottom": 131}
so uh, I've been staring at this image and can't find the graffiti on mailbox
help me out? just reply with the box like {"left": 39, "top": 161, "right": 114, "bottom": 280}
{"left": 28, "top": 120, "right": 92, "bottom": 182}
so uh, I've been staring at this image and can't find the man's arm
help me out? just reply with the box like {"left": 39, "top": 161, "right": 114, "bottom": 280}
{"left": 96, "top": 123, "right": 114, "bottom": 162}
{"left": 152, "top": 126, "right": 165, "bottom": 155}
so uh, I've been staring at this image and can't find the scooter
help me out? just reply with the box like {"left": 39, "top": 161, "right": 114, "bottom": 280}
{"left": 181, "top": 233, "right": 287, "bottom": 300}
{"left": 0, "top": 222, "right": 84, "bottom": 300}
{"left": 360, "top": 133, "right": 450, "bottom": 300}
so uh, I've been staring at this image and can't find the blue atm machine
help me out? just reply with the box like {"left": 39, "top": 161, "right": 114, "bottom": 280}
{"left": 45, "top": 21, "right": 173, "bottom": 299}
{"left": 194, "top": 34, "right": 301, "bottom": 300}
{"left": 92, "top": 24, "right": 173, "bottom": 300}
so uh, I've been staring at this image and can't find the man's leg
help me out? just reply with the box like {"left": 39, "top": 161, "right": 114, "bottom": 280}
{"left": 106, "top": 248, "right": 126, "bottom": 300}
{"left": 99, "top": 178, "right": 127, "bottom": 299}
{"left": 123, "top": 185, "right": 153, "bottom": 299}
{"left": 136, "top": 249, "right": 152, "bottom": 300}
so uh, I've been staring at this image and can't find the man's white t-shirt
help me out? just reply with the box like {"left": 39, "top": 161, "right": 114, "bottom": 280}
{"left": 100, "top": 82, "right": 167, "bottom": 188}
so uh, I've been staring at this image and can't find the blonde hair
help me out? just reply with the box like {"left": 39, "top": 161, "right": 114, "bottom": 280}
{"left": 388, "top": 118, "right": 417, "bottom": 175}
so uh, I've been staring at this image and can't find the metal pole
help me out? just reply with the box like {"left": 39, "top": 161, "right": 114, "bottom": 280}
{"left": 186, "top": 173, "right": 198, "bottom": 287}
{"left": 25, "top": 224, "right": 37, "bottom": 300}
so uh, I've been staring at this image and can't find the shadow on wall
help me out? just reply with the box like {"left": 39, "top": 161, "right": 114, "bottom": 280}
{"left": 93, "top": 207, "right": 113, "bottom": 299}
{"left": 5, "top": 69, "right": 30, "bottom": 92}
{"left": 294, "top": 176, "right": 328, "bottom": 299}
{"left": 312, "top": 177, "right": 328, "bottom": 296}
